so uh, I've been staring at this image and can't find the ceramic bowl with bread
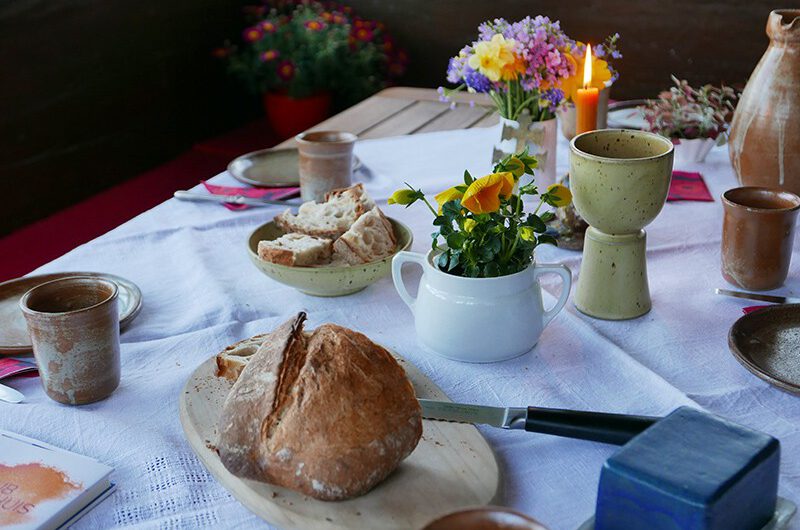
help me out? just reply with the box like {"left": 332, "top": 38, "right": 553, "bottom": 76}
{"left": 247, "top": 184, "right": 412, "bottom": 296}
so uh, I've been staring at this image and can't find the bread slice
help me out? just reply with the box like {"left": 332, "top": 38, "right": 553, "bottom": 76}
{"left": 257, "top": 233, "right": 332, "bottom": 267}
{"left": 215, "top": 334, "right": 268, "bottom": 382}
{"left": 333, "top": 207, "right": 397, "bottom": 265}
{"left": 217, "top": 313, "right": 422, "bottom": 501}
{"left": 274, "top": 184, "right": 374, "bottom": 239}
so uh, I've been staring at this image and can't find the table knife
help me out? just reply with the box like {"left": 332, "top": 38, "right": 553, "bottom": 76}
{"left": 173, "top": 190, "right": 300, "bottom": 208}
{"left": 0, "top": 383, "right": 24, "bottom": 404}
{"left": 418, "top": 399, "right": 658, "bottom": 446}
{"left": 714, "top": 288, "right": 800, "bottom": 304}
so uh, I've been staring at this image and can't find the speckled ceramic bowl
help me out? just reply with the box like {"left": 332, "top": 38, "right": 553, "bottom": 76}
{"left": 570, "top": 129, "right": 674, "bottom": 234}
{"left": 247, "top": 218, "right": 413, "bottom": 296}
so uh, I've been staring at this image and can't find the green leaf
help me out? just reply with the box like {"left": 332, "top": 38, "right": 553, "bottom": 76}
{"left": 538, "top": 234, "right": 558, "bottom": 246}
{"left": 437, "top": 252, "right": 450, "bottom": 271}
{"left": 465, "top": 264, "right": 480, "bottom": 278}
{"left": 433, "top": 215, "right": 448, "bottom": 226}
{"left": 483, "top": 262, "right": 500, "bottom": 277}
{"left": 446, "top": 232, "right": 466, "bottom": 249}
{"left": 454, "top": 185, "right": 468, "bottom": 193}
{"left": 463, "top": 170, "right": 475, "bottom": 185}
{"left": 528, "top": 215, "right": 547, "bottom": 233}
{"left": 447, "top": 250, "right": 461, "bottom": 271}
{"left": 540, "top": 211, "right": 555, "bottom": 223}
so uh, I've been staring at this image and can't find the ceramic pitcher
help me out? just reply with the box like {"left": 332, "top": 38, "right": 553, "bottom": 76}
{"left": 392, "top": 251, "right": 571, "bottom": 363}
{"left": 729, "top": 10, "right": 800, "bottom": 195}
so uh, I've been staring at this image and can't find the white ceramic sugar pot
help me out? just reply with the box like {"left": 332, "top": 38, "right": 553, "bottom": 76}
{"left": 392, "top": 250, "right": 571, "bottom": 363}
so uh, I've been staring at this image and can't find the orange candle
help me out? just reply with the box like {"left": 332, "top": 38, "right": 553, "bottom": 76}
{"left": 575, "top": 44, "right": 599, "bottom": 135}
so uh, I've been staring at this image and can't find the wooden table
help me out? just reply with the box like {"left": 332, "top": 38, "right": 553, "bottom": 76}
{"left": 277, "top": 87, "right": 496, "bottom": 148}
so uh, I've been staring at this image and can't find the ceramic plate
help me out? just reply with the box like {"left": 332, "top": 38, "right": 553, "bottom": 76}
{"left": 228, "top": 147, "right": 362, "bottom": 188}
{"left": 247, "top": 218, "right": 412, "bottom": 297}
{"left": 606, "top": 100, "right": 649, "bottom": 130}
{"left": 0, "top": 272, "right": 143, "bottom": 355}
{"left": 728, "top": 304, "right": 800, "bottom": 395}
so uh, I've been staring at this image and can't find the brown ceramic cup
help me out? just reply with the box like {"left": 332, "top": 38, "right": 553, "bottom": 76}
{"left": 20, "top": 276, "right": 121, "bottom": 405}
{"left": 295, "top": 130, "right": 357, "bottom": 202}
{"left": 721, "top": 186, "right": 800, "bottom": 290}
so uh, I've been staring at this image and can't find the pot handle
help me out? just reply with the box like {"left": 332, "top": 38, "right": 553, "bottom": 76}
{"left": 533, "top": 263, "right": 572, "bottom": 328}
{"left": 392, "top": 251, "right": 426, "bottom": 314}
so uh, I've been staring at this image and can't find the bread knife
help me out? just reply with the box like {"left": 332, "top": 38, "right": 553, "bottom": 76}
{"left": 714, "top": 288, "right": 800, "bottom": 305}
{"left": 173, "top": 190, "right": 301, "bottom": 208}
{"left": 418, "top": 399, "right": 658, "bottom": 445}
{"left": 0, "top": 383, "right": 24, "bottom": 404}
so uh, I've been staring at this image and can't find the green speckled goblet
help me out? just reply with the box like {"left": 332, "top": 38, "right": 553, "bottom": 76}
{"left": 569, "top": 129, "right": 674, "bottom": 320}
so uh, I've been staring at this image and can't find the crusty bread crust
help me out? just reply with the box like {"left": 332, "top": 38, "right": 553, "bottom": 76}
{"left": 333, "top": 207, "right": 397, "bottom": 265}
{"left": 216, "top": 314, "right": 422, "bottom": 501}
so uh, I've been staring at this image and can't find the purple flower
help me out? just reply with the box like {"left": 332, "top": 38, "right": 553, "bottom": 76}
{"left": 464, "top": 67, "right": 491, "bottom": 93}
{"left": 540, "top": 88, "right": 564, "bottom": 108}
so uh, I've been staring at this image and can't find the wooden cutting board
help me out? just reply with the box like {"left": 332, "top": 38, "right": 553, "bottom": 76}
{"left": 179, "top": 350, "right": 500, "bottom": 530}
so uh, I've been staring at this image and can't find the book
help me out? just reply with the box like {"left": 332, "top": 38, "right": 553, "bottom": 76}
{"left": 0, "top": 430, "right": 115, "bottom": 530}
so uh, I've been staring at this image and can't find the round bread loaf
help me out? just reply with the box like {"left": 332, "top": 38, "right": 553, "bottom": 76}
{"left": 217, "top": 313, "right": 422, "bottom": 501}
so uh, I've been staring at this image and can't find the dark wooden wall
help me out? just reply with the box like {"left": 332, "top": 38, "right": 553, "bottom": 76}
{"left": 2, "top": 0, "right": 797, "bottom": 236}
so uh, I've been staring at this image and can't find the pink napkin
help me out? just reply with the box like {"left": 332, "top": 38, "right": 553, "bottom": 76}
{"left": 743, "top": 305, "right": 769, "bottom": 315}
{"left": 667, "top": 171, "right": 713, "bottom": 202}
{"left": 201, "top": 181, "right": 299, "bottom": 211}
{"left": 0, "top": 358, "right": 38, "bottom": 380}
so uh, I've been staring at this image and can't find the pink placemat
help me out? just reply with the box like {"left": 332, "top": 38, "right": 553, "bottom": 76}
{"left": 667, "top": 171, "right": 713, "bottom": 202}
{"left": 0, "top": 358, "right": 37, "bottom": 380}
{"left": 743, "top": 305, "right": 770, "bottom": 315}
{"left": 201, "top": 181, "right": 299, "bottom": 211}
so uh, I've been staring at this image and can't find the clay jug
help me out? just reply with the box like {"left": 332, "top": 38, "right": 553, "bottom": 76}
{"left": 729, "top": 10, "right": 800, "bottom": 194}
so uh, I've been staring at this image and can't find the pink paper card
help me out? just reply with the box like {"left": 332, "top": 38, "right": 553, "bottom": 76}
{"left": 201, "top": 181, "right": 299, "bottom": 211}
{"left": 0, "top": 358, "right": 38, "bottom": 380}
{"left": 667, "top": 171, "right": 714, "bottom": 202}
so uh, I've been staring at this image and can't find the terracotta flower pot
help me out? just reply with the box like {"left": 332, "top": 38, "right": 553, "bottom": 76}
{"left": 262, "top": 91, "right": 332, "bottom": 140}
{"left": 729, "top": 10, "right": 800, "bottom": 195}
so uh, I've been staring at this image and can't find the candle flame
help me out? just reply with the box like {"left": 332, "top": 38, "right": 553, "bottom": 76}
{"left": 583, "top": 44, "right": 592, "bottom": 88}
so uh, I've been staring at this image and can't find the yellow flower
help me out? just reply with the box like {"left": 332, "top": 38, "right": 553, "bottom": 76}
{"left": 461, "top": 172, "right": 515, "bottom": 214}
{"left": 434, "top": 186, "right": 464, "bottom": 212}
{"left": 560, "top": 44, "right": 613, "bottom": 102}
{"left": 463, "top": 218, "right": 477, "bottom": 232}
{"left": 546, "top": 183, "right": 572, "bottom": 207}
{"left": 388, "top": 189, "right": 417, "bottom": 205}
{"left": 519, "top": 226, "right": 536, "bottom": 242}
{"left": 468, "top": 34, "right": 521, "bottom": 83}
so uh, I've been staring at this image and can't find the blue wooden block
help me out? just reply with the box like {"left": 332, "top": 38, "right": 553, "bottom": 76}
{"left": 595, "top": 406, "right": 780, "bottom": 530}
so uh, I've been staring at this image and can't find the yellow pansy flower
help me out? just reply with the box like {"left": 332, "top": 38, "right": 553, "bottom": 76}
{"left": 461, "top": 172, "right": 515, "bottom": 214}
{"left": 463, "top": 218, "right": 477, "bottom": 233}
{"left": 434, "top": 186, "right": 464, "bottom": 212}
{"left": 546, "top": 183, "right": 572, "bottom": 207}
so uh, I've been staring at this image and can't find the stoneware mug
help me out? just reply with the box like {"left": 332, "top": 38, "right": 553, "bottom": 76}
{"left": 20, "top": 276, "right": 121, "bottom": 405}
{"left": 721, "top": 186, "right": 800, "bottom": 291}
{"left": 392, "top": 251, "right": 571, "bottom": 363}
{"left": 295, "top": 130, "right": 357, "bottom": 202}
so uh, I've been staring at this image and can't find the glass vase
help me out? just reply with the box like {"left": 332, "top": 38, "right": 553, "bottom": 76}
{"left": 493, "top": 114, "right": 557, "bottom": 188}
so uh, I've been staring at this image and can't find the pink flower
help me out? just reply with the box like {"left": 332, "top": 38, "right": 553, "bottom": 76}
{"left": 277, "top": 60, "right": 295, "bottom": 81}
{"left": 260, "top": 20, "right": 277, "bottom": 33}
{"left": 353, "top": 27, "right": 373, "bottom": 42}
{"left": 242, "top": 26, "right": 263, "bottom": 43}
{"left": 260, "top": 49, "right": 280, "bottom": 62}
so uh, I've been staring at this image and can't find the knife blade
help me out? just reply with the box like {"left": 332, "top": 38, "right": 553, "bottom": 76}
{"left": 0, "top": 383, "right": 24, "bottom": 404}
{"left": 173, "top": 190, "right": 301, "bottom": 208}
{"left": 419, "top": 398, "right": 658, "bottom": 446}
{"left": 715, "top": 288, "right": 800, "bottom": 304}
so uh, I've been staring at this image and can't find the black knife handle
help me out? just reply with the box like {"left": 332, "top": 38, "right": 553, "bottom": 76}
{"left": 525, "top": 407, "right": 658, "bottom": 445}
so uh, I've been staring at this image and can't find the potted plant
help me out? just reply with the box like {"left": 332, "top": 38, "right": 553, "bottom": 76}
{"left": 558, "top": 34, "right": 623, "bottom": 140}
{"left": 440, "top": 16, "right": 578, "bottom": 187}
{"left": 389, "top": 150, "right": 573, "bottom": 362}
{"left": 215, "top": 1, "right": 407, "bottom": 139}
{"left": 642, "top": 76, "right": 739, "bottom": 164}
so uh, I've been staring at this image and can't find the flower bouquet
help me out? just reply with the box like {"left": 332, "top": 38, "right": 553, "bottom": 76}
{"left": 642, "top": 76, "right": 739, "bottom": 163}
{"left": 558, "top": 34, "right": 622, "bottom": 140}
{"left": 389, "top": 149, "right": 573, "bottom": 362}
{"left": 216, "top": 1, "right": 407, "bottom": 137}
{"left": 440, "top": 16, "right": 577, "bottom": 184}
{"left": 389, "top": 150, "right": 571, "bottom": 278}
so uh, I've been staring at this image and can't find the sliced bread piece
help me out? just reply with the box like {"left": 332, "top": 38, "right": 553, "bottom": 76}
{"left": 333, "top": 207, "right": 397, "bottom": 265}
{"left": 258, "top": 233, "right": 332, "bottom": 267}
{"left": 274, "top": 194, "right": 364, "bottom": 240}
{"left": 215, "top": 333, "right": 268, "bottom": 382}
{"left": 324, "top": 183, "right": 376, "bottom": 211}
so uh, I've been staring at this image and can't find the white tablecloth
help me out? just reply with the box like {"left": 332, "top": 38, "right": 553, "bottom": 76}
{"left": 3, "top": 124, "right": 799, "bottom": 530}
